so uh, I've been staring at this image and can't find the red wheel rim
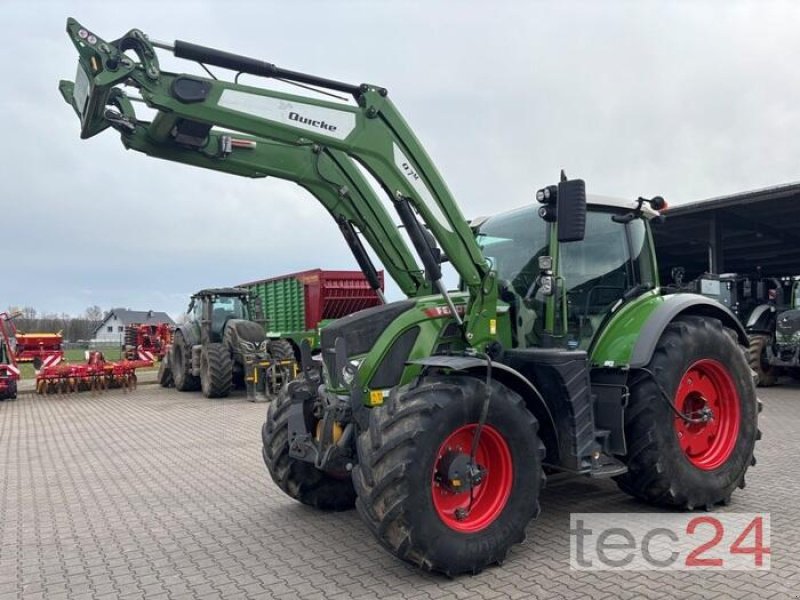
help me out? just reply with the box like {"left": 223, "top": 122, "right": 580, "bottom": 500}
{"left": 673, "top": 359, "right": 740, "bottom": 471}
{"left": 431, "top": 424, "right": 513, "bottom": 533}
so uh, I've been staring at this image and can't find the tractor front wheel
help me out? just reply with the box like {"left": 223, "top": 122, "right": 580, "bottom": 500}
{"left": 749, "top": 334, "right": 777, "bottom": 387}
{"left": 353, "top": 375, "right": 544, "bottom": 576}
{"left": 201, "top": 343, "right": 233, "bottom": 398}
{"left": 616, "top": 316, "right": 759, "bottom": 509}
{"left": 262, "top": 379, "right": 356, "bottom": 510}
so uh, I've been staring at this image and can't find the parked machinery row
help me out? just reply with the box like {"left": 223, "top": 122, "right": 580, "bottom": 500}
{"left": 671, "top": 270, "right": 800, "bottom": 385}
{"left": 159, "top": 269, "right": 383, "bottom": 401}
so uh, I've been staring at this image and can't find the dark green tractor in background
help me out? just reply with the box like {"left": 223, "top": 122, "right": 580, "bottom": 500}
{"left": 759, "top": 279, "right": 800, "bottom": 382}
{"left": 61, "top": 19, "right": 761, "bottom": 576}
{"left": 666, "top": 271, "right": 799, "bottom": 386}
{"left": 162, "top": 288, "right": 289, "bottom": 398}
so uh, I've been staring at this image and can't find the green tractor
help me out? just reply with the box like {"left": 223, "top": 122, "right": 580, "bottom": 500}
{"left": 60, "top": 20, "right": 760, "bottom": 576}
{"left": 764, "top": 279, "right": 800, "bottom": 381}
{"left": 162, "top": 288, "right": 288, "bottom": 398}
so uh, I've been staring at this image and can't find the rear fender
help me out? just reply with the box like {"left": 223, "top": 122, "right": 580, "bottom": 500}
{"left": 410, "top": 355, "right": 560, "bottom": 465}
{"left": 629, "top": 294, "right": 748, "bottom": 368}
{"left": 746, "top": 304, "right": 776, "bottom": 334}
{"left": 175, "top": 324, "right": 198, "bottom": 348}
{"left": 591, "top": 292, "right": 747, "bottom": 369}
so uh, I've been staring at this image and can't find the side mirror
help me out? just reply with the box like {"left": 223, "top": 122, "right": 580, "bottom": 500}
{"left": 556, "top": 178, "right": 586, "bottom": 242}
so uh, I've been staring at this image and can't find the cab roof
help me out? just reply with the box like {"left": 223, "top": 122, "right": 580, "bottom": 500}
{"left": 192, "top": 287, "right": 251, "bottom": 298}
{"left": 471, "top": 193, "right": 660, "bottom": 228}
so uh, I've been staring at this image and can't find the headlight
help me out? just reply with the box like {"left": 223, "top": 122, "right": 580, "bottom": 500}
{"left": 240, "top": 340, "right": 256, "bottom": 352}
{"left": 342, "top": 358, "right": 363, "bottom": 386}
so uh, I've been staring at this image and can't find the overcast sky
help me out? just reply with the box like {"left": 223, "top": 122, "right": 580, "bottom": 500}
{"left": 3, "top": 1, "right": 800, "bottom": 320}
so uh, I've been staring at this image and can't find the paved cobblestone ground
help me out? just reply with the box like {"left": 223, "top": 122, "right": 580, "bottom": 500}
{"left": 0, "top": 381, "right": 797, "bottom": 599}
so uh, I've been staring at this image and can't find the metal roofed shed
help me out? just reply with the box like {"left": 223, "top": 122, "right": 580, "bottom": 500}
{"left": 653, "top": 182, "right": 800, "bottom": 283}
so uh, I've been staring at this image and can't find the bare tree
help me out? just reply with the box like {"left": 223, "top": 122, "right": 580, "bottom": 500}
{"left": 85, "top": 305, "right": 104, "bottom": 329}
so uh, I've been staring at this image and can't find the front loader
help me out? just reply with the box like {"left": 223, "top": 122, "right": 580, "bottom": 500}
{"left": 60, "top": 19, "right": 760, "bottom": 576}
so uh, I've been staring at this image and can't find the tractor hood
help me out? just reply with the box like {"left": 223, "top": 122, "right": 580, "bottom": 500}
{"left": 776, "top": 309, "right": 800, "bottom": 345}
{"left": 320, "top": 293, "right": 472, "bottom": 389}
{"left": 320, "top": 299, "right": 417, "bottom": 388}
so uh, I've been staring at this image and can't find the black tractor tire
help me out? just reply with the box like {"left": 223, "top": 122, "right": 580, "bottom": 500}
{"left": 172, "top": 332, "right": 200, "bottom": 392}
{"left": 352, "top": 374, "right": 545, "bottom": 576}
{"left": 267, "top": 338, "right": 296, "bottom": 361}
{"left": 157, "top": 359, "right": 174, "bottom": 388}
{"left": 262, "top": 379, "right": 356, "bottom": 511}
{"left": 1, "top": 380, "right": 16, "bottom": 401}
{"left": 615, "top": 316, "right": 760, "bottom": 510}
{"left": 32, "top": 357, "right": 42, "bottom": 370}
{"left": 748, "top": 334, "right": 777, "bottom": 387}
{"left": 789, "top": 368, "right": 800, "bottom": 382}
{"left": 200, "top": 343, "right": 233, "bottom": 398}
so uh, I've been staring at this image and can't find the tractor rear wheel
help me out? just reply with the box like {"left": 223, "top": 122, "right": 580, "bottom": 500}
{"left": 616, "top": 316, "right": 759, "bottom": 509}
{"left": 201, "top": 343, "right": 233, "bottom": 398}
{"left": 172, "top": 332, "right": 200, "bottom": 392}
{"left": 262, "top": 379, "right": 356, "bottom": 510}
{"left": 353, "top": 374, "right": 545, "bottom": 576}
{"left": 748, "top": 334, "right": 777, "bottom": 387}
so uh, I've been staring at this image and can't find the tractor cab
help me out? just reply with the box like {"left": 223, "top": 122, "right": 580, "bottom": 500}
{"left": 477, "top": 195, "right": 659, "bottom": 351}
{"left": 188, "top": 288, "right": 259, "bottom": 343}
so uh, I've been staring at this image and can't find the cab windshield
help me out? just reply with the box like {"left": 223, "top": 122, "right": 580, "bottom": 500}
{"left": 477, "top": 205, "right": 656, "bottom": 349}
{"left": 213, "top": 296, "right": 247, "bottom": 318}
{"left": 209, "top": 296, "right": 248, "bottom": 336}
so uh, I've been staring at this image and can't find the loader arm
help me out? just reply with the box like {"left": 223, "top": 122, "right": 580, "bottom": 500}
{"left": 59, "top": 18, "right": 496, "bottom": 347}
{"left": 115, "top": 123, "right": 428, "bottom": 298}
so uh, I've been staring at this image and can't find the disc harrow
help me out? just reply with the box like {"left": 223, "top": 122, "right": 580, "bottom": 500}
{"left": 35, "top": 351, "right": 152, "bottom": 395}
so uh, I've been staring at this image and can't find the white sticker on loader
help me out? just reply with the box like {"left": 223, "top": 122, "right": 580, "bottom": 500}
{"left": 218, "top": 90, "right": 356, "bottom": 141}
{"left": 393, "top": 143, "right": 452, "bottom": 232}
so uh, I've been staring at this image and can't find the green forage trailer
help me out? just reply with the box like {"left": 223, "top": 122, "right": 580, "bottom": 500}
{"left": 240, "top": 268, "right": 385, "bottom": 356}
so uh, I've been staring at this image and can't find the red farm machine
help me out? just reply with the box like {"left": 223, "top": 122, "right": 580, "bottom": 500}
{"left": 0, "top": 313, "right": 20, "bottom": 400}
{"left": 122, "top": 322, "right": 172, "bottom": 362}
{"left": 2, "top": 312, "right": 64, "bottom": 370}
{"left": 35, "top": 350, "right": 152, "bottom": 395}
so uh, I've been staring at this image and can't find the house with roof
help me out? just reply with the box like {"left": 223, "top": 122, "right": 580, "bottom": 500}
{"left": 91, "top": 309, "right": 175, "bottom": 345}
